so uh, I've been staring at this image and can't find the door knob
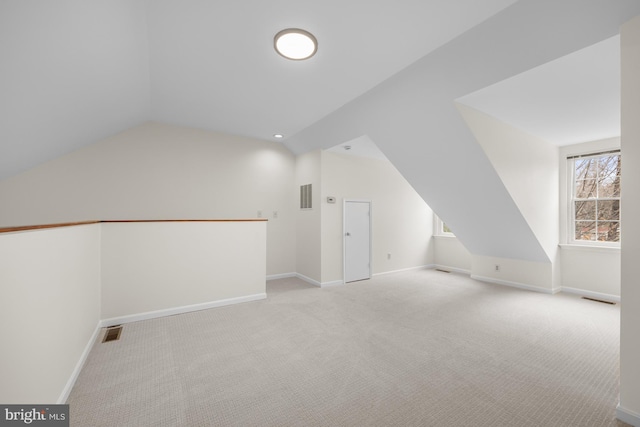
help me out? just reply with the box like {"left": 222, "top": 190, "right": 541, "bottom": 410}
{"left": 345, "top": 232, "right": 351, "bottom": 236}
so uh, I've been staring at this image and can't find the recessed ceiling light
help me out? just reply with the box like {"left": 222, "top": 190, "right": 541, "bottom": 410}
{"left": 274, "top": 28, "right": 318, "bottom": 60}
{"left": 273, "top": 134, "right": 284, "bottom": 139}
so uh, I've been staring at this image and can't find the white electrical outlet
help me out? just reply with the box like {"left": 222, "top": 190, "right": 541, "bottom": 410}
{"left": 257, "top": 210, "right": 262, "bottom": 218}
{"left": 273, "top": 211, "right": 278, "bottom": 219}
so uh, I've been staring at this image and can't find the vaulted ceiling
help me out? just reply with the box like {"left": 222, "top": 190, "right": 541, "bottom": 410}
{"left": 1, "top": 0, "right": 518, "bottom": 180}
{"left": 0, "top": 0, "right": 627, "bottom": 178}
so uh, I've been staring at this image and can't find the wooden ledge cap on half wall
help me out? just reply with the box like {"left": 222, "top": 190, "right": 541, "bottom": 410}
{"left": 0, "top": 218, "right": 268, "bottom": 234}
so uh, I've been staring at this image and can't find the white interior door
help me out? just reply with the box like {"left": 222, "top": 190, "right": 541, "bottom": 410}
{"left": 344, "top": 200, "right": 371, "bottom": 283}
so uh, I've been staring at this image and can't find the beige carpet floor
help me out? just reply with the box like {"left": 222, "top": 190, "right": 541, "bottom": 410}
{"left": 68, "top": 269, "right": 627, "bottom": 426}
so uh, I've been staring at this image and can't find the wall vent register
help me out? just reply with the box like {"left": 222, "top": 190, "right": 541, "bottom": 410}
{"left": 300, "top": 184, "right": 312, "bottom": 209}
{"left": 102, "top": 325, "right": 123, "bottom": 343}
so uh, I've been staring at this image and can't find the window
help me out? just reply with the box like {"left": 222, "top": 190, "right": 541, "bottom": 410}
{"left": 569, "top": 151, "right": 620, "bottom": 244}
{"left": 434, "top": 215, "right": 454, "bottom": 236}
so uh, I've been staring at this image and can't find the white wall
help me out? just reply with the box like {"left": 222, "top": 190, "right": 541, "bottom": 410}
{"left": 433, "top": 236, "right": 472, "bottom": 273}
{"left": 457, "top": 103, "right": 559, "bottom": 261}
{"left": 619, "top": 15, "right": 640, "bottom": 426}
{"left": 295, "top": 150, "right": 322, "bottom": 283}
{"left": 101, "top": 221, "right": 266, "bottom": 320}
{"left": 560, "top": 246, "right": 620, "bottom": 300}
{"left": 0, "top": 225, "right": 101, "bottom": 404}
{"left": 433, "top": 236, "right": 556, "bottom": 293}
{"left": 320, "top": 151, "right": 434, "bottom": 284}
{"left": 428, "top": 105, "right": 558, "bottom": 292}
{"left": 471, "top": 255, "right": 555, "bottom": 293}
{"left": 0, "top": 122, "right": 296, "bottom": 276}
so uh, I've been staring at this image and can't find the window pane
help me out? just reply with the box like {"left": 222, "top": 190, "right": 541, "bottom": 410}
{"left": 575, "top": 158, "right": 598, "bottom": 179}
{"left": 575, "top": 201, "right": 596, "bottom": 221}
{"left": 575, "top": 221, "right": 596, "bottom": 241}
{"left": 597, "top": 155, "right": 621, "bottom": 197}
{"left": 598, "top": 177, "right": 620, "bottom": 197}
{"left": 575, "top": 179, "right": 597, "bottom": 198}
{"left": 598, "top": 155, "right": 620, "bottom": 177}
{"left": 597, "top": 221, "right": 620, "bottom": 242}
{"left": 443, "top": 223, "right": 452, "bottom": 233}
{"left": 597, "top": 200, "right": 620, "bottom": 221}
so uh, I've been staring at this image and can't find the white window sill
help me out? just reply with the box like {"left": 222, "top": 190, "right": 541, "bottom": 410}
{"left": 559, "top": 244, "right": 620, "bottom": 254}
{"left": 433, "top": 234, "right": 456, "bottom": 239}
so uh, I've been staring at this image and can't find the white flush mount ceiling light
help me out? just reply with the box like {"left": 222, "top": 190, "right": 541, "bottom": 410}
{"left": 274, "top": 28, "right": 318, "bottom": 60}
{"left": 273, "top": 134, "right": 284, "bottom": 139}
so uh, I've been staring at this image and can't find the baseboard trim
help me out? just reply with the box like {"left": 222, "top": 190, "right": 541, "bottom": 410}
{"left": 266, "top": 272, "right": 296, "bottom": 281}
{"left": 294, "top": 275, "right": 343, "bottom": 288}
{"left": 373, "top": 264, "right": 435, "bottom": 277}
{"left": 295, "top": 273, "right": 322, "bottom": 287}
{"left": 57, "top": 321, "right": 102, "bottom": 403}
{"left": 295, "top": 265, "right": 437, "bottom": 287}
{"left": 617, "top": 404, "right": 640, "bottom": 426}
{"left": 431, "top": 265, "right": 471, "bottom": 275}
{"left": 561, "top": 287, "right": 620, "bottom": 303}
{"left": 100, "top": 293, "right": 267, "bottom": 327}
{"left": 321, "top": 280, "right": 344, "bottom": 288}
{"left": 471, "top": 275, "right": 555, "bottom": 295}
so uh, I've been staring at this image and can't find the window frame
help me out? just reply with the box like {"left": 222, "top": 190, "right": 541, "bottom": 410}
{"left": 567, "top": 150, "right": 621, "bottom": 247}
{"left": 434, "top": 215, "right": 455, "bottom": 237}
